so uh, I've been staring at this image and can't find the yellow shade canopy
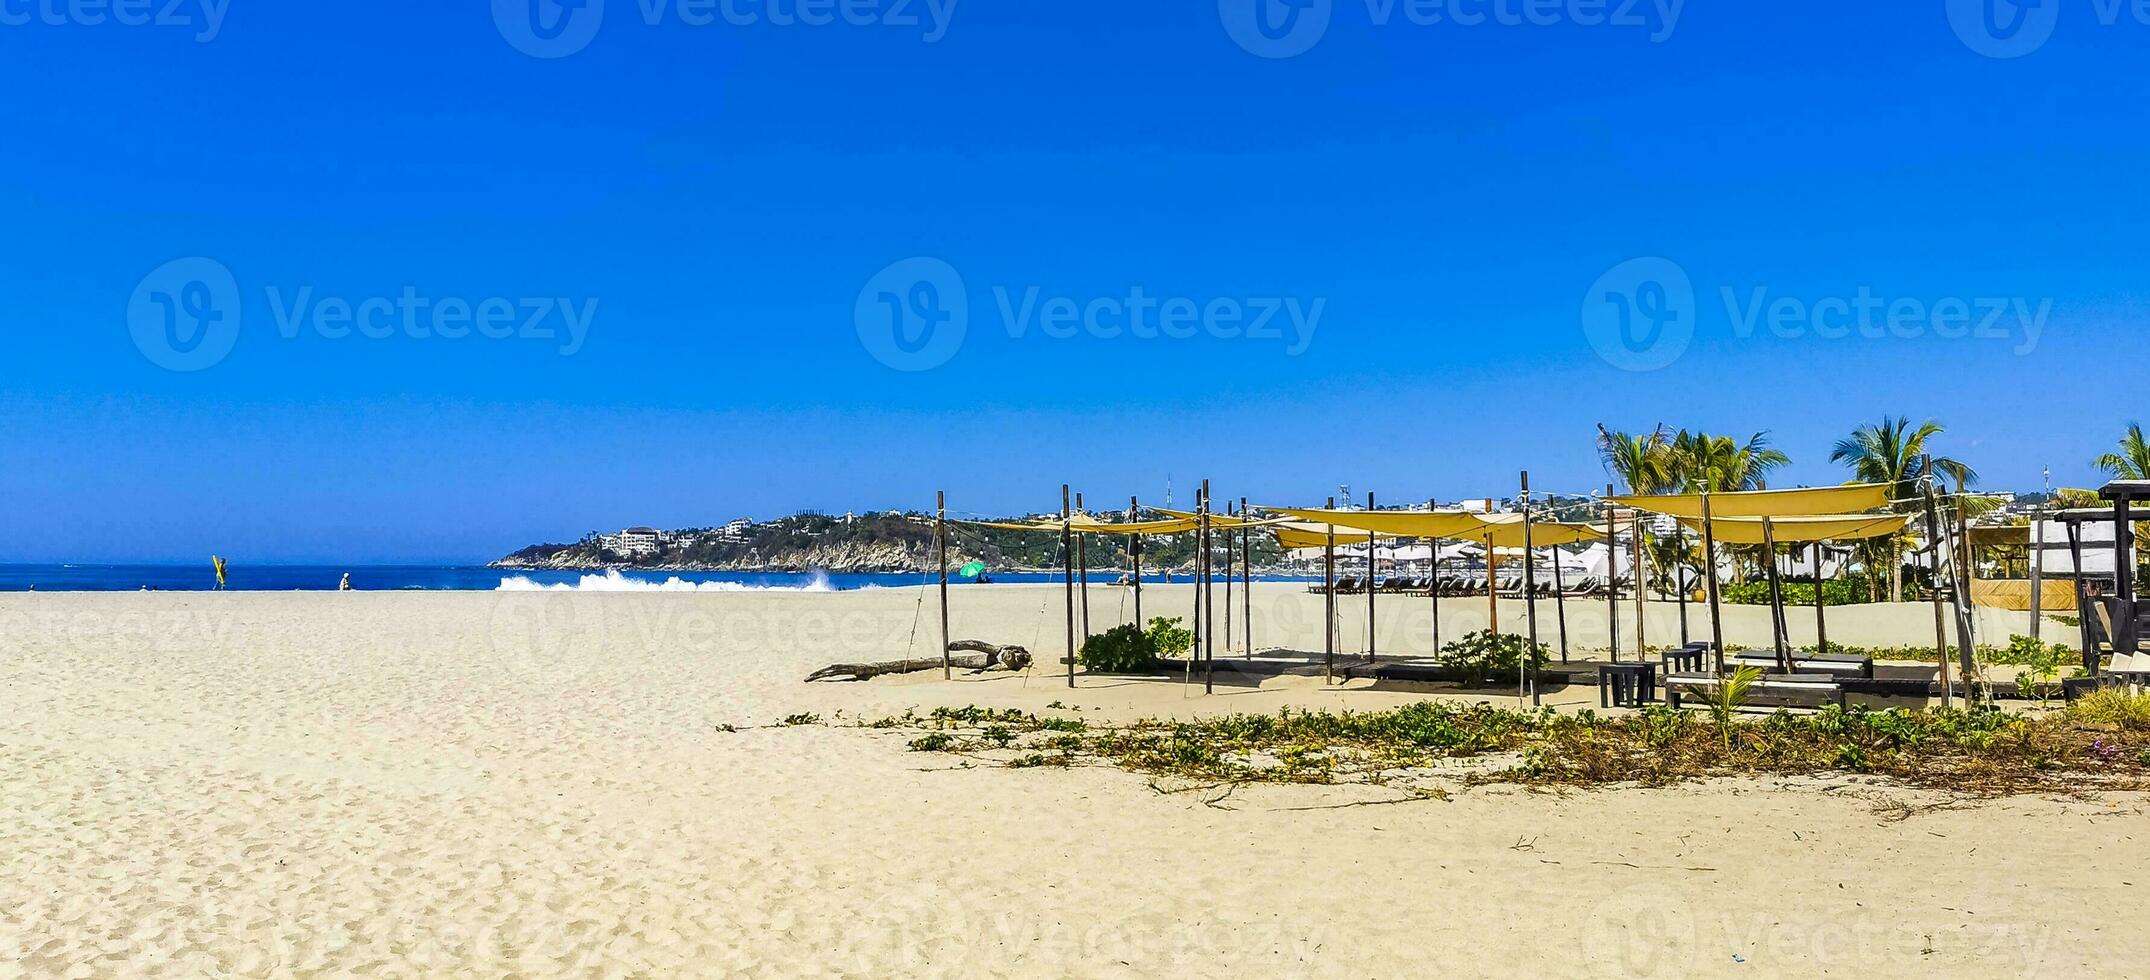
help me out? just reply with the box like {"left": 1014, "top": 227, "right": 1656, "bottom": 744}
{"left": 1450, "top": 515, "right": 1609, "bottom": 548}
{"left": 1261, "top": 507, "right": 1491, "bottom": 538}
{"left": 1272, "top": 522, "right": 1391, "bottom": 549}
{"left": 1612, "top": 483, "right": 1890, "bottom": 519}
{"left": 951, "top": 518, "right": 1061, "bottom": 532}
{"left": 1675, "top": 513, "right": 1910, "bottom": 545}
{"left": 1068, "top": 514, "right": 1200, "bottom": 535}
{"left": 1268, "top": 513, "right": 1603, "bottom": 550}
{"left": 1153, "top": 508, "right": 1291, "bottom": 530}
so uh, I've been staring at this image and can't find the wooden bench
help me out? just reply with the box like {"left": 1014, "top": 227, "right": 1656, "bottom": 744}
{"left": 1664, "top": 672, "right": 1845, "bottom": 710}
{"left": 1727, "top": 651, "right": 1873, "bottom": 680}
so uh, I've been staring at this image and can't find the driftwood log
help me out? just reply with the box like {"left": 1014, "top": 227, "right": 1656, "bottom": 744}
{"left": 804, "top": 640, "right": 1034, "bottom": 682}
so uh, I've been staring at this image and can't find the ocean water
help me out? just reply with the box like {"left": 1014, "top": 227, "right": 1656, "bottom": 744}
{"left": 0, "top": 565, "right": 1263, "bottom": 593}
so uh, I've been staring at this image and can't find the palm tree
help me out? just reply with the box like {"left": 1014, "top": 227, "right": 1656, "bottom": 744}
{"left": 1668, "top": 430, "right": 1791, "bottom": 494}
{"left": 1595, "top": 424, "right": 1673, "bottom": 495}
{"left": 1663, "top": 430, "right": 1792, "bottom": 584}
{"left": 1829, "top": 416, "right": 1977, "bottom": 602}
{"left": 2095, "top": 423, "right": 2150, "bottom": 480}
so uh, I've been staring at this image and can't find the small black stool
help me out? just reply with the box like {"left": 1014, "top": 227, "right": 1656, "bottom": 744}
{"left": 1599, "top": 662, "right": 1658, "bottom": 707}
{"left": 1661, "top": 647, "right": 1706, "bottom": 674}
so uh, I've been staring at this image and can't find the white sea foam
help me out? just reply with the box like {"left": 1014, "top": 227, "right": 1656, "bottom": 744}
{"left": 494, "top": 569, "right": 842, "bottom": 593}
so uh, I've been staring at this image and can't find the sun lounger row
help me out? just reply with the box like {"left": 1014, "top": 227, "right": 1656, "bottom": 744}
{"left": 1307, "top": 575, "right": 1628, "bottom": 598}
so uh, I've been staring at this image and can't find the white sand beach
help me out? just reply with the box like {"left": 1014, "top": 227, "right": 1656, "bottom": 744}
{"left": 0, "top": 586, "right": 2136, "bottom": 977}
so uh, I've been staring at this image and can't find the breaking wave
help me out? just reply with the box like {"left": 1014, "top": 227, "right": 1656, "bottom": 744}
{"left": 494, "top": 569, "right": 841, "bottom": 592}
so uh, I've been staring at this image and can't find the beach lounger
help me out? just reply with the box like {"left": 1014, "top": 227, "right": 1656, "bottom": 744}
{"left": 1727, "top": 650, "right": 1874, "bottom": 680}
{"left": 1665, "top": 672, "right": 1845, "bottom": 710}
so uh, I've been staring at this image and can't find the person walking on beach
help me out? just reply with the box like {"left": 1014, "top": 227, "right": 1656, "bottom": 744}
{"left": 212, "top": 556, "right": 228, "bottom": 591}
{"left": 340, "top": 572, "right": 352, "bottom": 592}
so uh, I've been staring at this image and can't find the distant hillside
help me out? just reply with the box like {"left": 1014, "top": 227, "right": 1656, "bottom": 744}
{"left": 492, "top": 511, "right": 1282, "bottom": 573}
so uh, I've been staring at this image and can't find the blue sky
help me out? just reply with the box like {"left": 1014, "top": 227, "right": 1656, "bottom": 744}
{"left": 4, "top": 1, "right": 2147, "bottom": 562}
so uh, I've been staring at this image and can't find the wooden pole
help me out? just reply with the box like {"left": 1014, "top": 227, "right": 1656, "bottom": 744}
{"left": 1190, "top": 488, "right": 1203, "bottom": 689}
{"left": 1552, "top": 526, "right": 1571, "bottom": 664}
{"left": 2029, "top": 494, "right": 2044, "bottom": 642}
{"left": 1700, "top": 490, "right": 1726, "bottom": 673}
{"left": 1130, "top": 495, "right": 1143, "bottom": 628}
{"left": 1367, "top": 491, "right": 1377, "bottom": 663}
{"left": 1812, "top": 542, "right": 1830, "bottom": 655}
{"left": 1202, "top": 481, "right": 1215, "bottom": 695}
{"left": 1675, "top": 526, "right": 1691, "bottom": 645}
{"left": 1428, "top": 498, "right": 1442, "bottom": 657}
{"left": 937, "top": 490, "right": 951, "bottom": 680}
{"left": 1632, "top": 506, "right": 1649, "bottom": 662}
{"left": 1229, "top": 505, "right": 1247, "bottom": 657}
{"left": 2068, "top": 521, "right": 2095, "bottom": 675}
{"left": 1075, "top": 492, "right": 1090, "bottom": 642}
{"left": 2113, "top": 493, "right": 2137, "bottom": 665}
{"left": 1520, "top": 471, "right": 1540, "bottom": 705}
{"left": 1062, "top": 485, "right": 1075, "bottom": 689}
{"left": 1604, "top": 486, "right": 1620, "bottom": 663}
{"left": 1952, "top": 491, "right": 1983, "bottom": 701}
{"left": 1762, "top": 517, "right": 1790, "bottom": 673}
{"left": 1919, "top": 463, "right": 1955, "bottom": 707}
{"left": 1324, "top": 497, "right": 1336, "bottom": 684}
{"left": 1242, "top": 496, "right": 1253, "bottom": 659}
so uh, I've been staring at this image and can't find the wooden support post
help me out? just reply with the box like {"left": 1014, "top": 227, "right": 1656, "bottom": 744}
{"left": 1952, "top": 493, "right": 1983, "bottom": 700}
{"left": 1700, "top": 489, "right": 1726, "bottom": 674}
{"left": 1367, "top": 491, "right": 1377, "bottom": 663}
{"left": 1632, "top": 505, "right": 1649, "bottom": 661}
{"left": 1242, "top": 496, "right": 1253, "bottom": 659}
{"left": 1762, "top": 517, "right": 1789, "bottom": 673}
{"left": 2029, "top": 494, "right": 2043, "bottom": 642}
{"left": 1062, "top": 485, "right": 1075, "bottom": 689}
{"left": 1428, "top": 498, "right": 1442, "bottom": 657}
{"left": 1075, "top": 492, "right": 1090, "bottom": 642}
{"left": 1130, "top": 495, "right": 1143, "bottom": 627}
{"left": 1813, "top": 542, "right": 1830, "bottom": 655}
{"left": 1229, "top": 505, "right": 1247, "bottom": 657}
{"left": 1520, "top": 471, "right": 1540, "bottom": 705}
{"left": 2067, "top": 522, "right": 2096, "bottom": 675}
{"left": 937, "top": 490, "right": 951, "bottom": 680}
{"left": 1605, "top": 486, "right": 1620, "bottom": 664}
{"left": 1202, "top": 481, "right": 1215, "bottom": 695}
{"left": 1675, "top": 526, "right": 1691, "bottom": 646}
{"left": 2116, "top": 493, "right": 2138, "bottom": 662}
{"left": 1551, "top": 523, "right": 1570, "bottom": 664}
{"left": 1324, "top": 497, "right": 1336, "bottom": 684}
{"left": 1919, "top": 464, "right": 1955, "bottom": 707}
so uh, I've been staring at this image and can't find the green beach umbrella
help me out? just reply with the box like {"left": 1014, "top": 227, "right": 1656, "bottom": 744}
{"left": 957, "top": 561, "right": 987, "bottom": 579}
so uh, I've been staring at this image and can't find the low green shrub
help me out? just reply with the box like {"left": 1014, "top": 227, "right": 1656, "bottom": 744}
{"left": 1435, "top": 630, "right": 1551, "bottom": 688}
{"left": 1079, "top": 622, "right": 1160, "bottom": 673}
{"left": 1145, "top": 616, "right": 1193, "bottom": 658}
